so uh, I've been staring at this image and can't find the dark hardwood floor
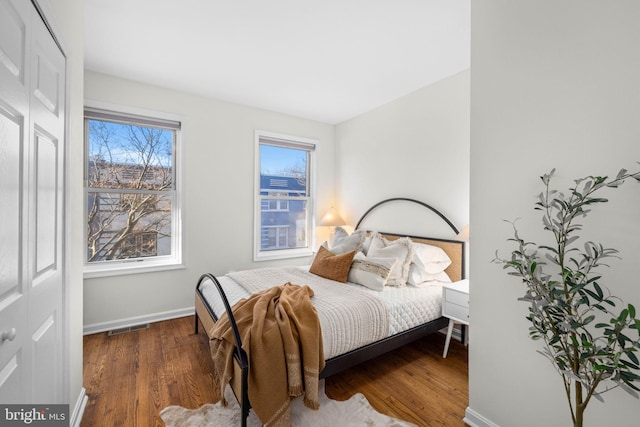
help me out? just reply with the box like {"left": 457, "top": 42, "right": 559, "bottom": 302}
{"left": 81, "top": 316, "right": 468, "bottom": 426}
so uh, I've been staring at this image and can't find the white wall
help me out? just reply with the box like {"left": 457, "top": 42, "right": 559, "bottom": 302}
{"left": 470, "top": 1, "right": 640, "bottom": 426}
{"left": 335, "top": 70, "right": 470, "bottom": 236}
{"left": 83, "top": 71, "right": 336, "bottom": 328}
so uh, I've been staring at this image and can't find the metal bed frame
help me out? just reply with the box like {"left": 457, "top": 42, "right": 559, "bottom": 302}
{"left": 194, "top": 198, "right": 465, "bottom": 426}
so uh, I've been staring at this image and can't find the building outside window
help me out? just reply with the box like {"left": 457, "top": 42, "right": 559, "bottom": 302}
{"left": 262, "top": 190, "right": 290, "bottom": 212}
{"left": 255, "top": 131, "right": 316, "bottom": 260}
{"left": 84, "top": 107, "right": 183, "bottom": 276}
{"left": 262, "top": 225, "right": 289, "bottom": 249}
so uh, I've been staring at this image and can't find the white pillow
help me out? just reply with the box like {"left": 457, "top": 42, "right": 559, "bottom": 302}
{"left": 327, "top": 226, "right": 365, "bottom": 255}
{"left": 361, "top": 232, "right": 374, "bottom": 255}
{"left": 366, "top": 234, "right": 414, "bottom": 287}
{"left": 348, "top": 252, "right": 397, "bottom": 291}
{"left": 412, "top": 243, "right": 452, "bottom": 274}
{"left": 407, "top": 264, "right": 452, "bottom": 286}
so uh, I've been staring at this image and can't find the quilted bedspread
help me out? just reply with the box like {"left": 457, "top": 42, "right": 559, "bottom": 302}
{"left": 227, "top": 267, "right": 390, "bottom": 359}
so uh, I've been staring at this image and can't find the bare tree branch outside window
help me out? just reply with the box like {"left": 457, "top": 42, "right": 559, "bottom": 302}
{"left": 86, "top": 119, "right": 175, "bottom": 262}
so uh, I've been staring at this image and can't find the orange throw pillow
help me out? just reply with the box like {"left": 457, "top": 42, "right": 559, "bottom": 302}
{"left": 309, "top": 246, "right": 356, "bottom": 283}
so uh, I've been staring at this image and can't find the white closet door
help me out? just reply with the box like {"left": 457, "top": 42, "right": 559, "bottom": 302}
{"left": 0, "top": 0, "right": 66, "bottom": 404}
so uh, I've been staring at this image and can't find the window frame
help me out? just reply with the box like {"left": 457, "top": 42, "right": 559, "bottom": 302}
{"left": 254, "top": 130, "right": 317, "bottom": 261}
{"left": 262, "top": 191, "right": 290, "bottom": 212}
{"left": 83, "top": 103, "right": 185, "bottom": 278}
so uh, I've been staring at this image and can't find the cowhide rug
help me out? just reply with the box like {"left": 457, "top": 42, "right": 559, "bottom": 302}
{"left": 160, "top": 380, "right": 417, "bottom": 426}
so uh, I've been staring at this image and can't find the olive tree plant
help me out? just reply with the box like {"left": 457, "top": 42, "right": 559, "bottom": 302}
{"left": 495, "top": 168, "right": 640, "bottom": 427}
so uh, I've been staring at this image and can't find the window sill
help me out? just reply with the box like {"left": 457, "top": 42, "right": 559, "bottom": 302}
{"left": 83, "top": 259, "right": 185, "bottom": 279}
{"left": 254, "top": 249, "right": 314, "bottom": 262}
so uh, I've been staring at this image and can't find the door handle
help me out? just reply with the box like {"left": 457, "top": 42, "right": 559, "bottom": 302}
{"left": 1, "top": 328, "right": 16, "bottom": 343}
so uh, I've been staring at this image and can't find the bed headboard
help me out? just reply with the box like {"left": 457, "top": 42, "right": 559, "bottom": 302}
{"left": 377, "top": 233, "right": 464, "bottom": 282}
{"left": 354, "top": 198, "right": 466, "bottom": 281}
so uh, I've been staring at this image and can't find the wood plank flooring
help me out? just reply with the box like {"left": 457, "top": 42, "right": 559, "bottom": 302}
{"left": 81, "top": 315, "right": 468, "bottom": 426}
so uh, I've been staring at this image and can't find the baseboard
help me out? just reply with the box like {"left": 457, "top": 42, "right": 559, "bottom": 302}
{"left": 83, "top": 307, "right": 195, "bottom": 335}
{"left": 70, "top": 387, "right": 88, "bottom": 427}
{"left": 464, "top": 407, "right": 500, "bottom": 427}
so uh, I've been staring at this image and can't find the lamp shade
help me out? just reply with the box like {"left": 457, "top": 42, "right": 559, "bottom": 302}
{"left": 318, "top": 207, "right": 346, "bottom": 227}
{"left": 456, "top": 224, "right": 470, "bottom": 242}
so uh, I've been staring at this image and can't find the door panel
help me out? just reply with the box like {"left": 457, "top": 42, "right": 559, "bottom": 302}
{"left": 0, "top": 0, "right": 65, "bottom": 404}
{"left": 0, "top": 0, "right": 26, "bottom": 83}
{"left": 0, "top": 0, "right": 29, "bottom": 404}
{"left": 31, "top": 314, "right": 58, "bottom": 403}
{"left": 0, "top": 293, "right": 26, "bottom": 404}
{"left": 0, "top": 107, "right": 22, "bottom": 296}
{"left": 33, "top": 53, "right": 60, "bottom": 115}
{"left": 0, "top": 355, "right": 22, "bottom": 404}
{"left": 27, "top": 3, "right": 65, "bottom": 404}
{"left": 35, "top": 131, "right": 58, "bottom": 275}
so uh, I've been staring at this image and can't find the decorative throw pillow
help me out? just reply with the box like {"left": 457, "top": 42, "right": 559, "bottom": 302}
{"left": 412, "top": 243, "right": 452, "bottom": 274}
{"left": 348, "top": 252, "right": 397, "bottom": 291}
{"left": 327, "top": 226, "right": 365, "bottom": 255}
{"left": 309, "top": 245, "right": 356, "bottom": 282}
{"left": 366, "top": 233, "right": 414, "bottom": 287}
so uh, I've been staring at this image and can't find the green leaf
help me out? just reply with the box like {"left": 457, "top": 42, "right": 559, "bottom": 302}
{"left": 584, "top": 197, "right": 609, "bottom": 205}
{"left": 626, "top": 350, "right": 639, "bottom": 366}
{"left": 541, "top": 169, "right": 555, "bottom": 185}
{"left": 571, "top": 282, "right": 587, "bottom": 293}
{"left": 594, "top": 364, "right": 613, "bottom": 371}
{"left": 594, "top": 283, "right": 604, "bottom": 300}
{"left": 565, "top": 235, "right": 580, "bottom": 246}
{"left": 584, "top": 289, "right": 602, "bottom": 302}
{"left": 586, "top": 275, "right": 602, "bottom": 284}
{"left": 539, "top": 245, "right": 559, "bottom": 254}
{"left": 620, "top": 308, "right": 630, "bottom": 322}
{"left": 618, "top": 333, "right": 631, "bottom": 347}
{"left": 616, "top": 168, "right": 628, "bottom": 180}
{"left": 571, "top": 335, "right": 580, "bottom": 348}
{"left": 621, "top": 382, "right": 640, "bottom": 395}
{"left": 620, "top": 371, "right": 640, "bottom": 382}
{"left": 593, "top": 304, "right": 608, "bottom": 312}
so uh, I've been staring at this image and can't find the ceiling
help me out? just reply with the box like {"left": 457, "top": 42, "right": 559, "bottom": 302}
{"left": 84, "top": 0, "right": 470, "bottom": 124}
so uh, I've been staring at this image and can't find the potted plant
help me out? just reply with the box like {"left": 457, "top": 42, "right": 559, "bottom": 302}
{"left": 495, "top": 168, "right": 640, "bottom": 427}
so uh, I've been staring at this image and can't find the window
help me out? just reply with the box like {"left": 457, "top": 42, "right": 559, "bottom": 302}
{"left": 262, "top": 225, "right": 289, "bottom": 249}
{"left": 255, "top": 131, "right": 316, "bottom": 261}
{"left": 262, "top": 191, "right": 289, "bottom": 212}
{"left": 84, "top": 107, "right": 183, "bottom": 276}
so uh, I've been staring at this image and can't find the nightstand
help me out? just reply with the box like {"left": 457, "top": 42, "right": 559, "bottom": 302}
{"left": 442, "top": 279, "right": 469, "bottom": 358}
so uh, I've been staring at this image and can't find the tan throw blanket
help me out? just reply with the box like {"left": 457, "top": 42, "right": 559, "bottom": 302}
{"left": 209, "top": 283, "right": 325, "bottom": 426}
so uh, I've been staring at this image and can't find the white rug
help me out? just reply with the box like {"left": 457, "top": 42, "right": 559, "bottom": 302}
{"left": 160, "top": 380, "right": 417, "bottom": 426}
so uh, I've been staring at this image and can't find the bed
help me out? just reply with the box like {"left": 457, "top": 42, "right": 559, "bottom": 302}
{"left": 194, "top": 198, "right": 466, "bottom": 426}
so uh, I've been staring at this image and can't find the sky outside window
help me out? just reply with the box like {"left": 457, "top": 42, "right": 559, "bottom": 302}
{"left": 260, "top": 145, "right": 306, "bottom": 177}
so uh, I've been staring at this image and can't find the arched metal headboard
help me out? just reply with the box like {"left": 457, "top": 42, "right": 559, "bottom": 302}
{"left": 354, "top": 197, "right": 459, "bottom": 235}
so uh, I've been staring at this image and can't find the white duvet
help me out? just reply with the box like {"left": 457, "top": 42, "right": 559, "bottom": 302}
{"left": 199, "top": 266, "right": 444, "bottom": 360}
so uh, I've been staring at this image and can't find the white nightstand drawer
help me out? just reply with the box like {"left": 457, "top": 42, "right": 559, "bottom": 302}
{"left": 442, "top": 279, "right": 470, "bottom": 358}
{"left": 443, "top": 301, "right": 469, "bottom": 323}
{"left": 445, "top": 288, "right": 469, "bottom": 308}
